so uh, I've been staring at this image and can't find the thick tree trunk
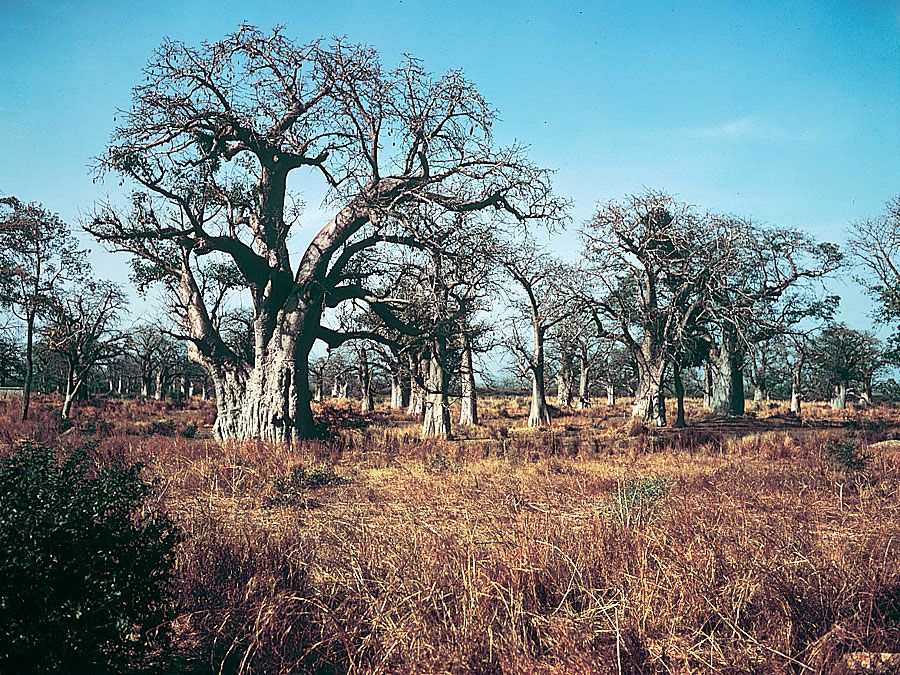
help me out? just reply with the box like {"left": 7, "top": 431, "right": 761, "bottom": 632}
{"left": 313, "top": 377, "right": 324, "bottom": 403}
{"left": 205, "top": 331, "right": 316, "bottom": 442}
{"left": 673, "top": 364, "right": 686, "bottom": 428}
{"left": 575, "top": 354, "right": 590, "bottom": 409}
{"left": 831, "top": 381, "right": 848, "bottom": 411}
{"left": 631, "top": 342, "right": 667, "bottom": 426}
{"left": 860, "top": 377, "right": 873, "bottom": 406}
{"left": 528, "top": 323, "right": 550, "bottom": 428}
{"left": 154, "top": 370, "right": 164, "bottom": 401}
{"left": 459, "top": 334, "right": 478, "bottom": 426}
{"left": 407, "top": 351, "right": 425, "bottom": 417}
{"left": 790, "top": 375, "right": 802, "bottom": 414}
{"left": 389, "top": 371, "right": 404, "bottom": 409}
{"left": 422, "top": 340, "right": 451, "bottom": 438}
{"left": 711, "top": 333, "right": 745, "bottom": 416}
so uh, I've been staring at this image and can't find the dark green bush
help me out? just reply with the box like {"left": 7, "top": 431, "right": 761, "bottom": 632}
{"left": 0, "top": 442, "right": 179, "bottom": 674}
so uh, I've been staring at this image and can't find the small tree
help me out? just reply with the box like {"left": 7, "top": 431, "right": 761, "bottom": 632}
{"left": 809, "top": 324, "right": 882, "bottom": 410}
{"left": 42, "top": 280, "right": 128, "bottom": 419}
{"left": 0, "top": 198, "right": 84, "bottom": 419}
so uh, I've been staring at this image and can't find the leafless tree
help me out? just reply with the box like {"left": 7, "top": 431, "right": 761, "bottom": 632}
{"left": 582, "top": 192, "right": 734, "bottom": 426}
{"left": 87, "top": 26, "right": 563, "bottom": 441}
{"left": 501, "top": 239, "right": 577, "bottom": 427}
{"left": 41, "top": 280, "right": 128, "bottom": 419}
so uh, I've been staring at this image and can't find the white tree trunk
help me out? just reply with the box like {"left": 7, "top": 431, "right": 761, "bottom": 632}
{"left": 632, "top": 343, "right": 667, "bottom": 426}
{"left": 606, "top": 381, "right": 616, "bottom": 407}
{"left": 527, "top": 322, "right": 550, "bottom": 428}
{"left": 831, "top": 381, "right": 848, "bottom": 410}
{"left": 459, "top": 334, "right": 478, "bottom": 426}
{"left": 422, "top": 342, "right": 451, "bottom": 438}
{"left": 556, "top": 354, "right": 574, "bottom": 408}
{"left": 407, "top": 351, "right": 425, "bottom": 417}
{"left": 790, "top": 373, "right": 802, "bottom": 414}
{"left": 575, "top": 355, "right": 589, "bottom": 409}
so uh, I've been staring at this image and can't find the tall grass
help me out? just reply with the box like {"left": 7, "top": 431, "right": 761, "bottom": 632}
{"left": 0, "top": 396, "right": 897, "bottom": 673}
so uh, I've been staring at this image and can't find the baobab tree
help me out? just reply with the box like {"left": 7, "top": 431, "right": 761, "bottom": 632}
{"left": 502, "top": 239, "right": 577, "bottom": 427}
{"left": 705, "top": 222, "right": 841, "bottom": 416}
{"left": 810, "top": 324, "right": 882, "bottom": 410}
{"left": 88, "top": 25, "right": 562, "bottom": 441}
{"left": 0, "top": 198, "right": 84, "bottom": 420}
{"left": 582, "top": 192, "right": 735, "bottom": 426}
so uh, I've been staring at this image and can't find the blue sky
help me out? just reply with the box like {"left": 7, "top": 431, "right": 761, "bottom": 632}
{"left": 1, "top": 0, "right": 898, "bottom": 327}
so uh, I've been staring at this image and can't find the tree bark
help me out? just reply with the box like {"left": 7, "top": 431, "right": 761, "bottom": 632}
{"left": 831, "top": 381, "right": 848, "bottom": 410}
{"left": 631, "top": 341, "right": 667, "bottom": 426}
{"left": 422, "top": 339, "right": 451, "bottom": 438}
{"left": 575, "top": 353, "right": 590, "bottom": 409}
{"left": 710, "top": 332, "right": 745, "bottom": 416}
{"left": 606, "top": 381, "right": 616, "bottom": 407}
{"left": 790, "top": 371, "right": 802, "bottom": 415}
{"left": 458, "top": 333, "right": 478, "bottom": 426}
{"left": 154, "top": 369, "right": 164, "bottom": 401}
{"left": 673, "top": 364, "right": 686, "bottom": 428}
{"left": 556, "top": 353, "right": 574, "bottom": 408}
{"left": 407, "top": 350, "right": 425, "bottom": 417}
{"left": 527, "top": 323, "right": 550, "bottom": 428}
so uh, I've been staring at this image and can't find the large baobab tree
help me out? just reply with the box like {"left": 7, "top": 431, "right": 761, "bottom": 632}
{"left": 87, "top": 26, "right": 561, "bottom": 441}
{"left": 0, "top": 198, "right": 84, "bottom": 420}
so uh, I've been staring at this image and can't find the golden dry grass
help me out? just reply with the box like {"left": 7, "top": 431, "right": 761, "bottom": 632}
{"left": 1, "top": 395, "right": 898, "bottom": 673}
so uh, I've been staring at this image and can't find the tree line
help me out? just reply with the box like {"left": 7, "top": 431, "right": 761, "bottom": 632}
{"left": 1, "top": 26, "right": 898, "bottom": 438}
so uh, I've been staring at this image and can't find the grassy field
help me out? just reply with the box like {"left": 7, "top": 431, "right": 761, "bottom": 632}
{"left": 1, "top": 395, "right": 898, "bottom": 674}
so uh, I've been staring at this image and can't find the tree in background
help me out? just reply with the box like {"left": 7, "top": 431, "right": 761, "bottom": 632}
{"left": 41, "top": 280, "right": 128, "bottom": 419}
{"left": 0, "top": 197, "right": 84, "bottom": 420}
{"left": 501, "top": 240, "right": 577, "bottom": 428}
{"left": 582, "top": 192, "right": 735, "bottom": 426}
{"left": 850, "top": 195, "right": 900, "bottom": 358}
{"left": 809, "top": 323, "right": 883, "bottom": 410}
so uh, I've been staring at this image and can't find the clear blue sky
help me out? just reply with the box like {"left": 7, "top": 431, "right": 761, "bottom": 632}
{"left": 1, "top": 0, "right": 898, "bottom": 327}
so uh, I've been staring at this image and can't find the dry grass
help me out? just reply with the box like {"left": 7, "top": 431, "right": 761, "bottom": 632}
{"left": 1, "top": 395, "right": 898, "bottom": 673}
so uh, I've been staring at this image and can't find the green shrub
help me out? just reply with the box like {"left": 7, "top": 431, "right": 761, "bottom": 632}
{"left": 0, "top": 442, "right": 179, "bottom": 674}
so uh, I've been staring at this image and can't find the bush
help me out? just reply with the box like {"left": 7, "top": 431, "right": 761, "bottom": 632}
{"left": 265, "top": 463, "right": 350, "bottom": 508}
{"left": 0, "top": 442, "right": 179, "bottom": 674}
{"left": 602, "top": 476, "right": 673, "bottom": 528}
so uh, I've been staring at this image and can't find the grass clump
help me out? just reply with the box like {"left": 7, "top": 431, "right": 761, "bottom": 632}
{"left": 265, "top": 463, "right": 350, "bottom": 508}
{"left": 602, "top": 476, "right": 673, "bottom": 528}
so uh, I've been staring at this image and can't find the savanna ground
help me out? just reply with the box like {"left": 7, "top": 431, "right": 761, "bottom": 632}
{"left": 1, "top": 394, "right": 898, "bottom": 674}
